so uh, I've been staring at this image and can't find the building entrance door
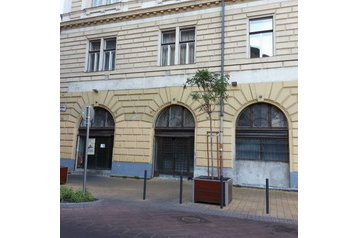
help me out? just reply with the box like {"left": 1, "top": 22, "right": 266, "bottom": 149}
{"left": 76, "top": 107, "right": 115, "bottom": 171}
{"left": 154, "top": 105, "right": 195, "bottom": 178}
{"left": 155, "top": 137, "right": 194, "bottom": 177}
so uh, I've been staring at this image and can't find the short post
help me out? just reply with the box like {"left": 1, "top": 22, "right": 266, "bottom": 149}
{"left": 220, "top": 175, "right": 224, "bottom": 209}
{"left": 143, "top": 170, "right": 147, "bottom": 200}
{"left": 266, "top": 178, "right": 269, "bottom": 214}
{"left": 179, "top": 174, "right": 183, "bottom": 204}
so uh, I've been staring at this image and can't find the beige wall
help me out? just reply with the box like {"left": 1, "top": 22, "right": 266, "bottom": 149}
{"left": 60, "top": 0, "right": 298, "bottom": 92}
{"left": 60, "top": 80, "right": 298, "bottom": 173}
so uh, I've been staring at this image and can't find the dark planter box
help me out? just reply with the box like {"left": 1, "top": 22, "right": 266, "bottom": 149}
{"left": 60, "top": 167, "right": 68, "bottom": 185}
{"left": 193, "top": 176, "right": 233, "bottom": 206}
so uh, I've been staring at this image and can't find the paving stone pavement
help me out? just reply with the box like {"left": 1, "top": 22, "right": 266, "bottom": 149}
{"left": 61, "top": 174, "right": 298, "bottom": 237}
{"left": 61, "top": 199, "right": 298, "bottom": 238}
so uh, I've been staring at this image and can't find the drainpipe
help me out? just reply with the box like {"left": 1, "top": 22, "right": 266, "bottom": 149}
{"left": 219, "top": 0, "right": 225, "bottom": 178}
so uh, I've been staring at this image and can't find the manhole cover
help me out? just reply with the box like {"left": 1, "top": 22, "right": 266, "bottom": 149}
{"left": 178, "top": 216, "right": 209, "bottom": 224}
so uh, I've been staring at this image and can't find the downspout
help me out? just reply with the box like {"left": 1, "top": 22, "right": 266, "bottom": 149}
{"left": 219, "top": 0, "right": 225, "bottom": 178}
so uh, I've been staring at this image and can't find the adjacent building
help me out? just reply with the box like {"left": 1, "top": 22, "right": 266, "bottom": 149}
{"left": 60, "top": 0, "right": 298, "bottom": 189}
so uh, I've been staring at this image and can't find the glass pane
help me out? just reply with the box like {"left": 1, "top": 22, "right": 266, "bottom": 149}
{"left": 250, "top": 32, "right": 273, "bottom": 58}
{"left": 105, "top": 39, "right": 116, "bottom": 50}
{"left": 188, "top": 42, "right": 195, "bottom": 64}
{"left": 183, "top": 108, "right": 195, "bottom": 128}
{"left": 260, "top": 32, "right": 273, "bottom": 57}
{"left": 92, "top": 0, "right": 102, "bottom": 7}
{"left": 104, "top": 52, "right": 110, "bottom": 70}
{"left": 156, "top": 108, "right": 169, "bottom": 127}
{"left": 170, "top": 44, "right": 175, "bottom": 65}
{"left": 180, "top": 28, "right": 195, "bottom": 42}
{"left": 237, "top": 108, "right": 251, "bottom": 127}
{"left": 250, "top": 18, "right": 272, "bottom": 33}
{"left": 107, "top": 0, "right": 118, "bottom": 4}
{"left": 162, "top": 31, "right": 175, "bottom": 44}
{"left": 180, "top": 43, "right": 186, "bottom": 64}
{"left": 90, "top": 41, "right": 101, "bottom": 51}
{"left": 161, "top": 45, "right": 168, "bottom": 66}
{"left": 236, "top": 138, "right": 260, "bottom": 160}
{"left": 271, "top": 106, "right": 287, "bottom": 127}
{"left": 252, "top": 104, "right": 269, "bottom": 127}
{"left": 261, "top": 139, "right": 288, "bottom": 162}
{"left": 169, "top": 106, "right": 183, "bottom": 127}
{"left": 111, "top": 51, "right": 115, "bottom": 70}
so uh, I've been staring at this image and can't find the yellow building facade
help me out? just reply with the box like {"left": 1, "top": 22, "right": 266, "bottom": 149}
{"left": 60, "top": 0, "right": 298, "bottom": 189}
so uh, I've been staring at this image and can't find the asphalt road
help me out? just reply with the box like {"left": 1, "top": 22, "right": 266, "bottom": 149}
{"left": 61, "top": 199, "right": 298, "bottom": 238}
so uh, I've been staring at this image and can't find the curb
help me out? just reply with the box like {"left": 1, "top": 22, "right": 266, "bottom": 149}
{"left": 60, "top": 199, "right": 104, "bottom": 208}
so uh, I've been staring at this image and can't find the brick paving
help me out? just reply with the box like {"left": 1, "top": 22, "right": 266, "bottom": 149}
{"left": 61, "top": 198, "right": 298, "bottom": 238}
{"left": 62, "top": 175, "right": 297, "bottom": 224}
{"left": 61, "top": 175, "right": 298, "bottom": 237}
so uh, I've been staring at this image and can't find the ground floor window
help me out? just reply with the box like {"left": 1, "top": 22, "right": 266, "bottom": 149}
{"left": 236, "top": 103, "right": 289, "bottom": 162}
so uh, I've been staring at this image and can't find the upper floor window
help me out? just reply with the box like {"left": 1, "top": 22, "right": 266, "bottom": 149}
{"left": 249, "top": 17, "right": 273, "bottom": 58}
{"left": 161, "top": 27, "right": 195, "bottom": 66}
{"left": 161, "top": 30, "right": 176, "bottom": 66}
{"left": 87, "top": 38, "right": 116, "bottom": 72}
{"left": 180, "top": 28, "right": 195, "bottom": 64}
{"left": 92, "top": 0, "right": 119, "bottom": 7}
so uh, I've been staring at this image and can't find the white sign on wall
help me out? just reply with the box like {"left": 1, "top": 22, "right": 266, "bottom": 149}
{"left": 88, "top": 138, "right": 96, "bottom": 155}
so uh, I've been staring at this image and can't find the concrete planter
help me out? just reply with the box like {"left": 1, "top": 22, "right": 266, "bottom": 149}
{"left": 193, "top": 176, "right": 233, "bottom": 206}
{"left": 60, "top": 167, "right": 68, "bottom": 185}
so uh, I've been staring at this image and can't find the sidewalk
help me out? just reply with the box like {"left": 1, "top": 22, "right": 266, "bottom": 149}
{"left": 62, "top": 174, "right": 297, "bottom": 224}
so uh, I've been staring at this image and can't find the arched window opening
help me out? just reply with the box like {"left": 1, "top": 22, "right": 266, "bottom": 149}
{"left": 236, "top": 103, "right": 289, "bottom": 162}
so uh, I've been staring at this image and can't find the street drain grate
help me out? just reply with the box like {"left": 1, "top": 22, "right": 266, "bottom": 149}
{"left": 177, "top": 216, "right": 210, "bottom": 224}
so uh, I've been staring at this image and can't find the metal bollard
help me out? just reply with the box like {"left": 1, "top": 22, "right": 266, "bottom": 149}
{"left": 266, "top": 178, "right": 269, "bottom": 214}
{"left": 179, "top": 174, "right": 183, "bottom": 204}
{"left": 220, "top": 175, "right": 224, "bottom": 209}
{"left": 143, "top": 170, "right": 147, "bottom": 200}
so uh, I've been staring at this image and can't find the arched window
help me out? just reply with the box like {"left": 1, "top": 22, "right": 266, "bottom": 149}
{"left": 155, "top": 105, "right": 194, "bottom": 129}
{"left": 236, "top": 103, "right": 289, "bottom": 162}
{"left": 80, "top": 107, "right": 114, "bottom": 129}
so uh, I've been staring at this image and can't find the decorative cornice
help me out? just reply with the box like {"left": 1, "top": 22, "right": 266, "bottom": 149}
{"left": 60, "top": 0, "right": 249, "bottom": 30}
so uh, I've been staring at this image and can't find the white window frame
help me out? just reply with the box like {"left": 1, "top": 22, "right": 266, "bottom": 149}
{"left": 86, "top": 37, "right": 116, "bottom": 72}
{"left": 160, "top": 26, "right": 196, "bottom": 66}
{"left": 248, "top": 16, "right": 274, "bottom": 59}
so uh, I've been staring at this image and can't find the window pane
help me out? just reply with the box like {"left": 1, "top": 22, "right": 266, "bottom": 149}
{"left": 261, "top": 139, "right": 288, "bottom": 162}
{"left": 170, "top": 44, "right": 175, "bottom": 65}
{"left": 90, "top": 41, "right": 101, "bottom": 51}
{"left": 252, "top": 104, "right": 269, "bottom": 127}
{"left": 111, "top": 51, "right": 115, "bottom": 70}
{"left": 180, "top": 28, "right": 195, "bottom": 42}
{"left": 183, "top": 108, "right": 195, "bottom": 128}
{"left": 156, "top": 108, "right": 169, "bottom": 127}
{"left": 237, "top": 108, "right": 251, "bottom": 127}
{"left": 92, "top": 0, "right": 102, "bottom": 7}
{"left": 260, "top": 32, "right": 273, "bottom": 57}
{"left": 180, "top": 43, "right": 186, "bottom": 64}
{"left": 271, "top": 107, "right": 287, "bottom": 127}
{"left": 161, "top": 45, "right": 168, "bottom": 66}
{"left": 236, "top": 138, "right": 260, "bottom": 160}
{"left": 188, "top": 42, "right": 195, "bottom": 64}
{"left": 105, "top": 39, "right": 116, "bottom": 50}
{"left": 169, "top": 106, "right": 183, "bottom": 127}
{"left": 250, "top": 18, "right": 272, "bottom": 33}
{"left": 104, "top": 52, "right": 110, "bottom": 70}
{"left": 250, "top": 33, "right": 273, "bottom": 58}
{"left": 107, "top": 0, "right": 118, "bottom": 4}
{"left": 162, "top": 31, "right": 175, "bottom": 44}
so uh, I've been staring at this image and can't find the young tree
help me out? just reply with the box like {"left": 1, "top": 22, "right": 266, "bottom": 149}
{"left": 185, "top": 69, "right": 229, "bottom": 179}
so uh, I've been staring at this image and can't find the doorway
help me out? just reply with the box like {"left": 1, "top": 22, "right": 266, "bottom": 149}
{"left": 76, "top": 107, "right": 115, "bottom": 171}
{"left": 154, "top": 105, "right": 195, "bottom": 178}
